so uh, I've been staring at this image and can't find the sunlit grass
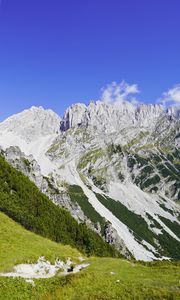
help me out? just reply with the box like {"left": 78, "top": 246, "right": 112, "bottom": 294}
{"left": 43, "top": 257, "right": 180, "bottom": 300}
{"left": 0, "top": 211, "right": 82, "bottom": 272}
{"left": 0, "top": 212, "right": 179, "bottom": 300}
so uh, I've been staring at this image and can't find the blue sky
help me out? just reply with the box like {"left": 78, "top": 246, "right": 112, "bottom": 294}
{"left": 0, "top": 0, "right": 180, "bottom": 120}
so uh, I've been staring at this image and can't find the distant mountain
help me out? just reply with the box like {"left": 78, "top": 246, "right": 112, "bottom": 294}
{"left": 0, "top": 106, "right": 61, "bottom": 142}
{"left": 0, "top": 102, "right": 179, "bottom": 261}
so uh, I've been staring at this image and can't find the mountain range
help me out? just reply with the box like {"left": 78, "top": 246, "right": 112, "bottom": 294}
{"left": 0, "top": 101, "right": 179, "bottom": 261}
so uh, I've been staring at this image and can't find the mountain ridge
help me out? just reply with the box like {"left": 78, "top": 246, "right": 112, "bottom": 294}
{"left": 0, "top": 101, "right": 179, "bottom": 261}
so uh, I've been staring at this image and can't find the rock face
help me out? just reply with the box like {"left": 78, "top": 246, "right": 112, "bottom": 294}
{"left": 167, "top": 106, "right": 180, "bottom": 119}
{"left": 3, "top": 146, "right": 88, "bottom": 225}
{"left": 60, "top": 101, "right": 167, "bottom": 133}
{"left": 4, "top": 146, "right": 48, "bottom": 191}
{"left": 0, "top": 106, "right": 61, "bottom": 142}
{"left": 0, "top": 102, "right": 180, "bottom": 261}
{"left": 60, "top": 101, "right": 136, "bottom": 133}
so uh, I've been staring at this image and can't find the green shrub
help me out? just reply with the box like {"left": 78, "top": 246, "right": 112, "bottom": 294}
{"left": 95, "top": 193, "right": 156, "bottom": 247}
{"left": 68, "top": 185, "right": 106, "bottom": 233}
{"left": 0, "top": 155, "right": 118, "bottom": 258}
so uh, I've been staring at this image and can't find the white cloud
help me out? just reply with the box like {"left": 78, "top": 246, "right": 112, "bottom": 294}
{"left": 160, "top": 84, "right": 180, "bottom": 106}
{"left": 101, "top": 81, "right": 140, "bottom": 107}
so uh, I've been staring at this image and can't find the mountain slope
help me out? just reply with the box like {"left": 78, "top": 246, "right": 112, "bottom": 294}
{"left": 0, "top": 210, "right": 179, "bottom": 300}
{"left": 0, "top": 106, "right": 60, "bottom": 175}
{"left": 0, "top": 154, "right": 118, "bottom": 258}
{"left": 45, "top": 102, "right": 180, "bottom": 260}
{"left": 0, "top": 102, "right": 179, "bottom": 260}
{"left": 0, "top": 211, "right": 81, "bottom": 272}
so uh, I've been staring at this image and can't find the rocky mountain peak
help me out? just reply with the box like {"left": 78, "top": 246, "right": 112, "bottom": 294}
{"left": 0, "top": 106, "right": 61, "bottom": 142}
{"left": 167, "top": 106, "right": 180, "bottom": 119}
{"left": 135, "top": 104, "right": 165, "bottom": 127}
{"left": 60, "top": 101, "right": 169, "bottom": 133}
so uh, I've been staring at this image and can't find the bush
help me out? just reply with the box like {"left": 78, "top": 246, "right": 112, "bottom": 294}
{"left": 0, "top": 155, "right": 119, "bottom": 258}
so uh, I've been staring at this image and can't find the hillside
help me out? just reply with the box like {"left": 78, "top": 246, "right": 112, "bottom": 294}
{"left": 42, "top": 258, "right": 180, "bottom": 300}
{"left": 0, "top": 103, "right": 179, "bottom": 260}
{"left": 0, "top": 155, "right": 118, "bottom": 258}
{"left": 0, "top": 211, "right": 81, "bottom": 272}
{"left": 0, "top": 212, "right": 179, "bottom": 300}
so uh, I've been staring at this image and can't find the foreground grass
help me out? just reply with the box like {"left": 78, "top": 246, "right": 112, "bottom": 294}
{"left": 42, "top": 258, "right": 180, "bottom": 300}
{"left": 0, "top": 212, "right": 179, "bottom": 299}
{"left": 0, "top": 257, "right": 179, "bottom": 299}
{"left": 0, "top": 212, "right": 81, "bottom": 272}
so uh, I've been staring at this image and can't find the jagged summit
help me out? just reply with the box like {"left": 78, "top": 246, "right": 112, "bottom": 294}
{"left": 60, "top": 101, "right": 169, "bottom": 132}
{"left": 1, "top": 102, "right": 179, "bottom": 137}
{"left": 167, "top": 105, "right": 180, "bottom": 119}
{"left": 0, "top": 106, "right": 61, "bottom": 142}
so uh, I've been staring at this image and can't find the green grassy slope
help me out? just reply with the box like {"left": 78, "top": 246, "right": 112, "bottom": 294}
{"left": 44, "top": 258, "right": 180, "bottom": 300}
{"left": 0, "top": 155, "right": 118, "bottom": 257}
{"left": 0, "top": 211, "right": 81, "bottom": 272}
{"left": 1, "top": 257, "right": 179, "bottom": 300}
